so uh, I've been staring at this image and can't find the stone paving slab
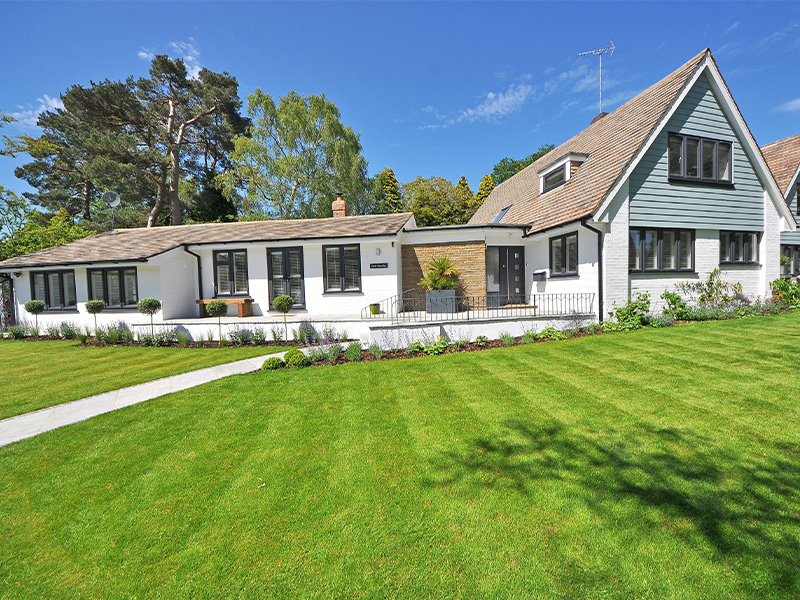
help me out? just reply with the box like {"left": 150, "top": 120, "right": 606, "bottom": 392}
{"left": 0, "top": 352, "right": 286, "bottom": 448}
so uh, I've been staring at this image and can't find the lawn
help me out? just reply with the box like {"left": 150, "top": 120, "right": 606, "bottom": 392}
{"left": 1, "top": 313, "right": 799, "bottom": 599}
{"left": 0, "top": 341, "right": 284, "bottom": 419}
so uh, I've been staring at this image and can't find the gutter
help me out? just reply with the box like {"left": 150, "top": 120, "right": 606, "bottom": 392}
{"left": 581, "top": 219, "right": 604, "bottom": 321}
{"left": 182, "top": 244, "right": 204, "bottom": 300}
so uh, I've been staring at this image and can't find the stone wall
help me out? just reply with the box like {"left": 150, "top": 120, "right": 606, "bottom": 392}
{"left": 401, "top": 241, "right": 486, "bottom": 300}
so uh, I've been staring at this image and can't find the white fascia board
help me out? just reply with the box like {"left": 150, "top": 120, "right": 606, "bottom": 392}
{"left": 594, "top": 55, "right": 710, "bottom": 221}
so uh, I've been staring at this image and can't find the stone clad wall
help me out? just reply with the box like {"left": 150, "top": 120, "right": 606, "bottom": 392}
{"left": 401, "top": 241, "right": 486, "bottom": 301}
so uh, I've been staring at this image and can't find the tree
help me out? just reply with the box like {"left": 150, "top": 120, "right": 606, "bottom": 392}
{"left": 205, "top": 299, "right": 228, "bottom": 343}
{"left": 137, "top": 298, "right": 162, "bottom": 337}
{"left": 473, "top": 174, "right": 495, "bottom": 211}
{"left": 0, "top": 187, "right": 28, "bottom": 237}
{"left": 222, "top": 90, "right": 371, "bottom": 220}
{"left": 491, "top": 144, "right": 555, "bottom": 184}
{"left": 402, "top": 176, "right": 474, "bottom": 227}
{"left": 0, "top": 209, "right": 93, "bottom": 261}
{"left": 137, "top": 56, "right": 245, "bottom": 226}
{"left": 373, "top": 167, "right": 403, "bottom": 214}
{"left": 24, "top": 300, "right": 45, "bottom": 335}
{"left": 272, "top": 294, "right": 294, "bottom": 342}
{"left": 187, "top": 169, "right": 237, "bottom": 223}
{"left": 85, "top": 300, "right": 105, "bottom": 334}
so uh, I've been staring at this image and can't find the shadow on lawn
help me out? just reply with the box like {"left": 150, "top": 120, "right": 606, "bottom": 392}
{"left": 426, "top": 419, "right": 800, "bottom": 594}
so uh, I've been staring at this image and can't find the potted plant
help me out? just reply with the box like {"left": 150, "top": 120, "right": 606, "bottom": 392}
{"left": 419, "top": 256, "right": 460, "bottom": 314}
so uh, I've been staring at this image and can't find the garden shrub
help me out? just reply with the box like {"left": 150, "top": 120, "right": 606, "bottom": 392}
{"left": 272, "top": 294, "right": 294, "bottom": 341}
{"left": 610, "top": 292, "right": 651, "bottom": 330}
{"left": 308, "top": 347, "right": 326, "bottom": 362}
{"left": 536, "top": 327, "right": 568, "bottom": 341}
{"left": 59, "top": 322, "right": 78, "bottom": 340}
{"left": 284, "top": 348, "right": 310, "bottom": 368}
{"left": 325, "top": 343, "right": 343, "bottom": 364}
{"left": 424, "top": 335, "right": 449, "bottom": 356}
{"left": 648, "top": 313, "right": 675, "bottom": 328}
{"left": 46, "top": 325, "right": 61, "bottom": 339}
{"left": 499, "top": 331, "right": 516, "bottom": 346}
{"left": 771, "top": 278, "right": 800, "bottom": 307}
{"left": 229, "top": 327, "right": 253, "bottom": 345}
{"left": 270, "top": 327, "right": 283, "bottom": 343}
{"left": 474, "top": 335, "right": 489, "bottom": 347}
{"left": 676, "top": 268, "right": 746, "bottom": 310}
{"left": 520, "top": 331, "right": 537, "bottom": 344}
{"left": 262, "top": 356, "right": 285, "bottom": 371}
{"left": 368, "top": 344, "right": 383, "bottom": 359}
{"left": 85, "top": 299, "right": 105, "bottom": 332}
{"left": 107, "top": 327, "right": 120, "bottom": 345}
{"left": 177, "top": 331, "right": 191, "bottom": 347}
{"left": 344, "top": 342, "right": 363, "bottom": 362}
{"left": 252, "top": 327, "right": 267, "bottom": 345}
{"left": 661, "top": 290, "right": 692, "bottom": 320}
{"left": 24, "top": 299, "right": 45, "bottom": 334}
{"left": 406, "top": 340, "right": 424, "bottom": 355}
{"left": 8, "top": 325, "right": 26, "bottom": 339}
{"left": 137, "top": 297, "right": 162, "bottom": 337}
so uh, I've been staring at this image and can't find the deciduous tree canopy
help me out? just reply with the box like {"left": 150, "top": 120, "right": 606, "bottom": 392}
{"left": 491, "top": 144, "right": 554, "bottom": 184}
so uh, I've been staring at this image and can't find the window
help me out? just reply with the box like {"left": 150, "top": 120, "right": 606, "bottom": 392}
{"left": 629, "top": 228, "right": 694, "bottom": 272}
{"left": 214, "top": 250, "right": 249, "bottom": 296}
{"left": 668, "top": 133, "right": 732, "bottom": 183}
{"left": 781, "top": 245, "right": 800, "bottom": 277}
{"left": 323, "top": 245, "right": 361, "bottom": 292}
{"left": 31, "top": 270, "right": 77, "bottom": 310}
{"left": 720, "top": 231, "right": 759, "bottom": 264}
{"left": 549, "top": 232, "right": 578, "bottom": 276}
{"left": 493, "top": 205, "right": 511, "bottom": 224}
{"left": 88, "top": 267, "right": 139, "bottom": 308}
{"left": 543, "top": 166, "right": 566, "bottom": 193}
{"left": 268, "top": 247, "right": 305, "bottom": 307}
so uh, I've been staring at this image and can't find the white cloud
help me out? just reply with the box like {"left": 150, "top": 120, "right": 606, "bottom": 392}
{"left": 778, "top": 97, "right": 800, "bottom": 112}
{"left": 457, "top": 83, "right": 533, "bottom": 123}
{"left": 8, "top": 94, "right": 64, "bottom": 126}
{"left": 725, "top": 21, "right": 740, "bottom": 34}
{"left": 137, "top": 48, "right": 155, "bottom": 61}
{"left": 169, "top": 38, "right": 202, "bottom": 78}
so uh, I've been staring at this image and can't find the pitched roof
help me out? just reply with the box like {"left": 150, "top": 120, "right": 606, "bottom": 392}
{"left": 0, "top": 212, "right": 415, "bottom": 270}
{"left": 470, "top": 49, "right": 709, "bottom": 232}
{"left": 761, "top": 133, "right": 800, "bottom": 196}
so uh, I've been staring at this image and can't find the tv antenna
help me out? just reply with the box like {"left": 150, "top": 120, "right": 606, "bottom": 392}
{"left": 578, "top": 40, "right": 615, "bottom": 113}
{"left": 102, "top": 191, "right": 121, "bottom": 230}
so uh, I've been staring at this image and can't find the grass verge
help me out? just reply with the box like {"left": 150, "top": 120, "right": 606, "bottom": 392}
{"left": 0, "top": 342, "right": 283, "bottom": 419}
{"left": 1, "top": 312, "right": 799, "bottom": 598}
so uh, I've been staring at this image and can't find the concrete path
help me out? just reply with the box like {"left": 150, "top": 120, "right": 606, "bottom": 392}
{"left": 0, "top": 352, "right": 287, "bottom": 448}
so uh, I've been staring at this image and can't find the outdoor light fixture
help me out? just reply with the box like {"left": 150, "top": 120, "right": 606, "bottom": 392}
{"left": 12, "top": 272, "right": 21, "bottom": 278}
{"left": 375, "top": 248, "right": 381, "bottom": 256}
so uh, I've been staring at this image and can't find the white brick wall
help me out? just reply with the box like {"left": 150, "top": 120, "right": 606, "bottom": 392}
{"left": 602, "top": 185, "right": 631, "bottom": 319}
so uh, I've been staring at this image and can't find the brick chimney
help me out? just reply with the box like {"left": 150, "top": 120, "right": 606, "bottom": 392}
{"left": 332, "top": 194, "right": 347, "bottom": 218}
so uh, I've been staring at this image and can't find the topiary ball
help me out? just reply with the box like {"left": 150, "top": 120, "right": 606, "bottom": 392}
{"left": 137, "top": 298, "right": 162, "bottom": 316}
{"left": 284, "top": 348, "right": 310, "bottom": 368}
{"left": 205, "top": 299, "right": 229, "bottom": 318}
{"left": 85, "top": 299, "right": 105, "bottom": 314}
{"left": 24, "top": 299, "right": 45, "bottom": 315}
{"left": 272, "top": 294, "right": 294, "bottom": 314}
{"left": 262, "top": 356, "right": 285, "bottom": 371}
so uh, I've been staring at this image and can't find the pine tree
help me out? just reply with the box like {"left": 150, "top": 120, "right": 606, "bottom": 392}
{"left": 381, "top": 167, "right": 403, "bottom": 213}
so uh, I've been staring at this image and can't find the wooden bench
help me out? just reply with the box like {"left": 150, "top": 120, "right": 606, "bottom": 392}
{"left": 196, "top": 298, "right": 254, "bottom": 318}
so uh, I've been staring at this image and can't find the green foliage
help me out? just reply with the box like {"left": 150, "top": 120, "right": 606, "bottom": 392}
{"left": 24, "top": 299, "right": 45, "bottom": 315}
{"left": 45, "top": 325, "right": 60, "bottom": 339}
{"left": 648, "top": 313, "right": 675, "bottom": 328}
{"left": 499, "top": 332, "right": 516, "bottom": 346}
{"left": 0, "top": 186, "right": 29, "bottom": 237}
{"left": 284, "top": 348, "right": 310, "bottom": 368}
{"left": 474, "top": 335, "right": 489, "bottom": 347}
{"left": 609, "top": 292, "right": 651, "bottom": 331}
{"left": 368, "top": 344, "right": 383, "bottom": 360}
{"left": 373, "top": 167, "right": 403, "bottom": 214}
{"left": 325, "top": 343, "right": 343, "bottom": 364}
{"left": 344, "top": 342, "right": 363, "bottom": 362}
{"left": 262, "top": 356, "right": 285, "bottom": 371}
{"left": 229, "top": 328, "right": 253, "bottom": 345}
{"left": 177, "top": 331, "right": 191, "bottom": 347}
{"left": 520, "top": 331, "right": 537, "bottom": 345}
{"left": 8, "top": 325, "right": 27, "bottom": 339}
{"left": 491, "top": 144, "right": 555, "bottom": 184}
{"left": 1, "top": 209, "right": 93, "bottom": 260}
{"left": 85, "top": 299, "right": 105, "bottom": 314}
{"left": 536, "top": 327, "right": 568, "bottom": 341}
{"left": 308, "top": 347, "right": 326, "bottom": 362}
{"left": 660, "top": 290, "right": 692, "bottom": 320}
{"left": 424, "top": 335, "right": 449, "bottom": 356}
{"left": 676, "top": 268, "right": 746, "bottom": 310}
{"left": 252, "top": 327, "right": 268, "bottom": 345}
{"left": 771, "top": 278, "right": 800, "bottom": 307}
{"left": 222, "top": 89, "right": 371, "bottom": 219}
{"left": 272, "top": 295, "right": 294, "bottom": 313}
{"left": 59, "top": 322, "right": 78, "bottom": 340}
{"left": 402, "top": 175, "right": 474, "bottom": 226}
{"left": 187, "top": 169, "right": 238, "bottom": 223}
{"left": 406, "top": 340, "right": 424, "bottom": 355}
{"left": 77, "top": 330, "right": 88, "bottom": 344}
{"left": 204, "top": 299, "right": 228, "bottom": 318}
{"left": 137, "top": 298, "right": 162, "bottom": 316}
{"left": 473, "top": 174, "right": 495, "bottom": 212}
{"left": 137, "top": 329, "right": 178, "bottom": 347}
{"left": 294, "top": 322, "right": 318, "bottom": 345}
{"left": 419, "top": 256, "right": 459, "bottom": 291}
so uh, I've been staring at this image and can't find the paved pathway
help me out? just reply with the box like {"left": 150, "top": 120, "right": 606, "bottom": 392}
{"left": 0, "top": 351, "right": 287, "bottom": 448}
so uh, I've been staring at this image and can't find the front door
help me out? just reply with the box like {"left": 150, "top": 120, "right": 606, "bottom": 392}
{"left": 486, "top": 246, "right": 525, "bottom": 306}
{"left": 268, "top": 247, "right": 305, "bottom": 308}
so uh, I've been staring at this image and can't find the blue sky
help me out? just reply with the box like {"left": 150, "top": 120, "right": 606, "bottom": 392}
{"left": 2, "top": 1, "right": 800, "bottom": 202}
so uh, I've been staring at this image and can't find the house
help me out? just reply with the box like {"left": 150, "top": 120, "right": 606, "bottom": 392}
{"left": 761, "top": 134, "right": 800, "bottom": 277}
{"left": 470, "top": 48, "right": 795, "bottom": 314}
{"left": 0, "top": 49, "right": 794, "bottom": 343}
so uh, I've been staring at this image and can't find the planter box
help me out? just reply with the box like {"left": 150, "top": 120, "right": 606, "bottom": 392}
{"left": 426, "top": 289, "right": 457, "bottom": 314}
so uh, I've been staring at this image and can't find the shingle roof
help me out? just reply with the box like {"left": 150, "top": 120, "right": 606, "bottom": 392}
{"left": 761, "top": 133, "right": 800, "bottom": 196}
{"left": 470, "top": 49, "right": 709, "bottom": 232}
{"left": 0, "top": 212, "right": 415, "bottom": 269}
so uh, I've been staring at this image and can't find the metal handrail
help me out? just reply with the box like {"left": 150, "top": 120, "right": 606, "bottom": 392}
{"left": 361, "top": 292, "right": 595, "bottom": 324}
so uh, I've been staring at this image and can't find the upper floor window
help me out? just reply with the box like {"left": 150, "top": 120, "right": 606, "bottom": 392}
{"left": 781, "top": 245, "right": 800, "bottom": 277}
{"left": 31, "top": 270, "right": 77, "bottom": 310}
{"left": 214, "top": 250, "right": 249, "bottom": 296}
{"left": 550, "top": 232, "right": 578, "bottom": 276}
{"left": 629, "top": 228, "right": 694, "bottom": 272}
{"left": 323, "top": 245, "right": 361, "bottom": 292}
{"left": 543, "top": 166, "right": 566, "bottom": 193}
{"left": 88, "top": 267, "right": 139, "bottom": 308}
{"left": 668, "top": 133, "right": 732, "bottom": 184}
{"left": 720, "top": 231, "right": 759, "bottom": 264}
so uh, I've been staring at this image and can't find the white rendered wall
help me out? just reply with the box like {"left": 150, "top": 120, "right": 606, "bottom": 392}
{"left": 151, "top": 249, "right": 198, "bottom": 319}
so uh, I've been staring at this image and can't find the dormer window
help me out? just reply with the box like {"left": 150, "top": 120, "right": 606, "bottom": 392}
{"left": 543, "top": 167, "right": 566, "bottom": 192}
{"left": 539, "top": 153, "right": 588, "bottom": 194}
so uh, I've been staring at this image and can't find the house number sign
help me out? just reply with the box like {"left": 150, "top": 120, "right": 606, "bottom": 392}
{"left": 369, "top": 262, "right": 388, "bottom": 269}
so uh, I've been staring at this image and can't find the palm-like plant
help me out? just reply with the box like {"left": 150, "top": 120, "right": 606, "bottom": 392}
{"left": 419, "top": 256, "right": 460, "bottom": 291}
